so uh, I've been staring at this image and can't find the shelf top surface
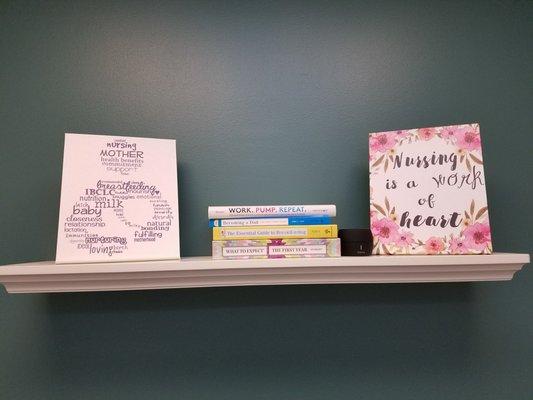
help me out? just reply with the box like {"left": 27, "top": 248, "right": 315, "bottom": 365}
{"left": 0, "top": 253, "right": 529, "bottom": 276}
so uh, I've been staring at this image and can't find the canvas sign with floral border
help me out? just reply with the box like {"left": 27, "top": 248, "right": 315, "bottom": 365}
{"left": 369, "top": 123, "right": 492, "bottom": 255}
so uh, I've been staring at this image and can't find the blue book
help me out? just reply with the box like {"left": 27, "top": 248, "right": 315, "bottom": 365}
{"left": 209, "top": 215, "right": 331, "bottom": 228}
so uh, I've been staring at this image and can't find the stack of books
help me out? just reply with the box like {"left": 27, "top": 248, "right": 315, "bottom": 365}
{"left": 209, "top": 205, "right": 340, "bottom": 259}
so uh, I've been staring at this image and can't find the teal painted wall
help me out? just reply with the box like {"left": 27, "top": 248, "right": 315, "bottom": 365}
{"left": 1, "top": 1, "right": 531, "bottom": 398}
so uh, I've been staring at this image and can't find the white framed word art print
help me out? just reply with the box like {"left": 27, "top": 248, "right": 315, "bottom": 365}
{"left": 369, "top": 123, "right": 492, "bottom": 255}
{"left": 56, "top": 133, "right": 180, "bottom": 263}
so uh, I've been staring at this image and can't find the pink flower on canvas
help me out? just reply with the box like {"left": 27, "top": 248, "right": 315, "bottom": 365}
{"left": 419, "top": 128, "right": 436, "bottom": 141}
{"left": 371, "top": 218, "right": 400, "bottom": 244}
{"left": 456, "top": 127, "right": 481, "bottom": 151}
{"left": 441, "top": 125, "right": 461, "bottom": 141}
{"left": 370, "top": 133, "right": 397, "bottom": 154}
{"left": 463, "top": 222, "right": 491, "bottom": 251}
{"left": 395, "top": 130, "right": 410, "bottom": 139}
{"left": 449, "top": 236, "right": 469, "bottom": 254}
{"left": 424, "top": 237, "right": 445, "bottom": 254}
{"left": 396, "top": 231, "right": 414, "bottom": 247}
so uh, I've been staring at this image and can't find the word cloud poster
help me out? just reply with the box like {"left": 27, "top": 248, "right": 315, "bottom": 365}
{"left": 56, "top": 133, "right": 179, "bottom": 263}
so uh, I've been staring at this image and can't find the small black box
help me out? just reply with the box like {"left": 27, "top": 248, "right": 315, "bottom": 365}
{"left": 339, "top": 229, "right": 373, "bottom": 256}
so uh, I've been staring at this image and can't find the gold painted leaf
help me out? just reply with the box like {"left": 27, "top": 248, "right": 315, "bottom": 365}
{"left": 475, "top": 206, "right": 488, "bottom": 220}
{"left": 470, "top": 200, "right": 475, "bottom": 217}
{"left": 470, "top": 153, "right": 483, "bottom": 165}
{"left": 385, "top": 197, "right": 390, "bottom": 213}
{"left": 466, "top": 157, "right": 472, "bottom": 172}
{"left": 372, "top": 154, "right": 385, "bottom": 168}
{"left": 372, "top": 203, "right": 387, "bottom": 216}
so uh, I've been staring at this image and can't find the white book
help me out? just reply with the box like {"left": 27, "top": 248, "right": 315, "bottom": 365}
{"left": 209, "top": 215, "right": 331, "bottom": 227}
{"left": 212, "top": 218, "right": 290, "bottom": 227}
{"left": 208, "top": 204, "right": 336, "bottom": 219}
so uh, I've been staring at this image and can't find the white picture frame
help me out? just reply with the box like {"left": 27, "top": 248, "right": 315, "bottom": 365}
{"left": 56, "top": 133, "right": 180, "bottom": 263}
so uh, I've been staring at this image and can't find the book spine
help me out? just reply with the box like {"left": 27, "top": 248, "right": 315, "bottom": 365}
{"left": 208, "top": 204, "right": 336, "bottom": 219}
{"left": 209, "top": 216, "right": 331, "bottom": 227}
{"left": 212, "top": 238, "right": 341, "bottom": 259}
{"left": 212, "top": 225, "right": 338, "bottom": 240}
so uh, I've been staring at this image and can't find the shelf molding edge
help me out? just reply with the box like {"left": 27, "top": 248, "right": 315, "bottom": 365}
{"left": 0, "top": 253, "right": 529, "bottom": 294}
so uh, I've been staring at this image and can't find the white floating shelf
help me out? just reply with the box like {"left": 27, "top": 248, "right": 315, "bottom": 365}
{"left": 0, "top": 253, "right": 528, "bottom": 294}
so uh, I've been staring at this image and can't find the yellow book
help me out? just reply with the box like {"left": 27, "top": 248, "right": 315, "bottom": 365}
{"left": 212, "top": 225, "right": 338, "bottom": 240}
